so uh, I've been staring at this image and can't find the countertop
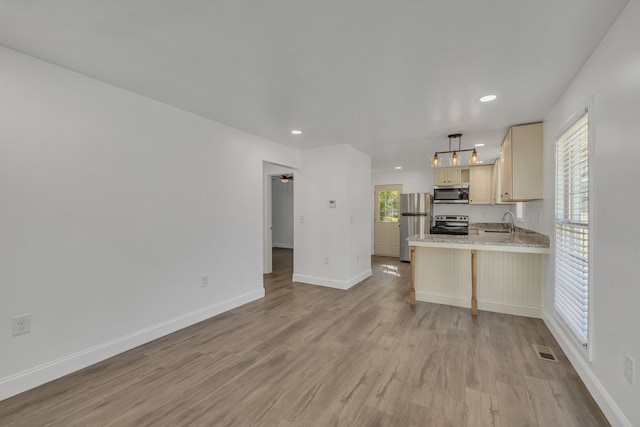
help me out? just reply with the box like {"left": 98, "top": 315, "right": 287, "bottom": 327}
{"left": 408, "top": 223, "right": 550, "bottom": 254}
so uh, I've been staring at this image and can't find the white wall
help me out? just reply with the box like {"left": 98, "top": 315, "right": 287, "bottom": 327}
{"left": 294, "top": 145, "right": 372, "bottom": 289}
{"left": 0, "top": 46, "right": 299, "bottom": 399}
{"left": 272, "top": 179, "right": 294, "bottom": 248}
{"left": 372, "top": 170, "right": 432, "bottom": 194}
{"left": 346, "top": 146, "right": 373, "bottom": 280}
{"left": 521, "top": 2, "right": 640, "bottom": 425}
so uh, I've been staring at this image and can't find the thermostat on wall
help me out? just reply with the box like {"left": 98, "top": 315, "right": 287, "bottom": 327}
{"left": 329, "top": 200, "right": 336, "bottom": 208}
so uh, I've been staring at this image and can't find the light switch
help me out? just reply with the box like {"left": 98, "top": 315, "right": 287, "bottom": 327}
{"left": 329, "top": 200, "right": 336, "bottom": 208}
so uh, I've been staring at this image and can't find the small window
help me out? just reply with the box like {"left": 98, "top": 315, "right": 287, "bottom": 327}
{"left": 378, "top": 189, "right": 399, "bottom": 222}
{"left": 555, "top": 110, "right": 590, "bottom": 350}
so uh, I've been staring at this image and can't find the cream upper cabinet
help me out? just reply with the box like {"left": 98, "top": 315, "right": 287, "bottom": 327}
{"left": 434, "top": 167, "right": 469, "bottom": 185}
{"left": 500, "top": 123, "right": 543, "bottom": 201}
{"left": 469, "top": 165, "right": 493, "bottom": 204}
{"left": 493, "top": 157, "right": 515, "bottom": 205}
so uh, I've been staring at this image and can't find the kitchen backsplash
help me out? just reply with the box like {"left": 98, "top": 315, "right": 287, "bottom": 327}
{"left": 432, "top": 203, "right": 514, "bottom": 223}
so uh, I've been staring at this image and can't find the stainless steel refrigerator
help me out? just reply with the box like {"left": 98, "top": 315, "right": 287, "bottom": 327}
{"left": 399, "top": 193, "right": 433, "bottom": 262}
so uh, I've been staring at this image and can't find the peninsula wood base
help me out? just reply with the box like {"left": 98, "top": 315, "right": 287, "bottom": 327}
{"left": 410, "top": 246, "right": 543, "bottom": 318}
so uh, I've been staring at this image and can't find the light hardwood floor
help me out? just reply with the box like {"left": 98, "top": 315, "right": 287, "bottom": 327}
{"left": 0, "top": 249, "right": 608, "bottom": 426}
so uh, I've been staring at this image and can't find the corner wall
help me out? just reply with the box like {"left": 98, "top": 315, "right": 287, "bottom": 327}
{"left": 0, "top": 46, "right": 299, "bottom": 399}
{"left": 293, "top": 145, "right": 372, "bottom": 289}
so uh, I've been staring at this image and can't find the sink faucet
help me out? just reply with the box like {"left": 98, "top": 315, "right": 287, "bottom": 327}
{"left": 502, "top": 211, "right": 515, "bottom": 233}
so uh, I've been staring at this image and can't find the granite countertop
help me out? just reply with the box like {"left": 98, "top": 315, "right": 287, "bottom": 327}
{"left": 408, "top": 223, "right": 550, "bottom": 254}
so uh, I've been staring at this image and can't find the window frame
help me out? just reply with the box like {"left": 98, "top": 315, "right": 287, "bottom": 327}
{"left": 553, "top": 100, "right": 595, "bottom": 361}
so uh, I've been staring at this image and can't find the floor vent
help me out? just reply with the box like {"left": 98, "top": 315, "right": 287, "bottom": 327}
{"left": 533, "top": 344, "right": 558, "bottom": 362}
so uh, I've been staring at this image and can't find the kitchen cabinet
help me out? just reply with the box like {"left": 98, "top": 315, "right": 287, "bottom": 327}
{"left": 469, "top": 165, "right": 493, "bottom": 204}
{"left": 492, "top": 158, "right": 515, "bottom": 204}
{"left": 500, "top": 123, "right": 543, "bottom": 201}
{"left": 434, "top": 167, "right": 469, "bottom": 185}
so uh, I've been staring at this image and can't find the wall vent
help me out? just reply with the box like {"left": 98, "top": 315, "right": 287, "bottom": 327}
{"left": 533, "top": 344, "right": 558, "bottom": 362}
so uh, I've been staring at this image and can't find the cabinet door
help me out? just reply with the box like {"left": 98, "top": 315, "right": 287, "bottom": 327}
{"left": 511, "top": 123, "right": 543, "bottom": 200}
{"left": 434, "top": 168, "right": 448, "bottom": 185}
{"left": 469, "top": 165, "right": 493, "bottom": 204}
{"left": 448, "top": 167, "right": 462, "bottom": 185}
{"left": 493, "top": 158, "right": 515, "bottom": 204}
{"left": 500, "top": 123, "right": 543, "bottom": 201}
{"left": 500, "top": 129, "right": 513, "bottom": 201}
{"left": 434, "top": 167, "right": 459, "bottom": 185}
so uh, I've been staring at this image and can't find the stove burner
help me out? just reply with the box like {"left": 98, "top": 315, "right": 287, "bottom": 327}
{"left": 431, "top": 215, "right": 469, "bottom": 235}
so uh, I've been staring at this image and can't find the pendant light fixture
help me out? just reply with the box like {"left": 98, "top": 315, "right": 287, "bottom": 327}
{"left": 430, "top": 133, "right": 478, "bottom": 167}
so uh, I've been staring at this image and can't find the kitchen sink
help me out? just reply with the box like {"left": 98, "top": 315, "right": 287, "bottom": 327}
{"left": 484, "top": 229, "right": 511, "bottom": 233}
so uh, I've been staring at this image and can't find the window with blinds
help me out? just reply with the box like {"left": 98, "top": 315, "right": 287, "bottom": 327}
{"left": 555, "top": 111, "right": 590, "bottom": 348}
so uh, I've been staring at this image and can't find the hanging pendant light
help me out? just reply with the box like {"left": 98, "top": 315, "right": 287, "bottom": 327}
{"left": 430, "top": 133, "right": 479, "bottom": 167}
{"left": 431, "top": 153, "right": 439, "bottom": 167}
{"left": 470, "top": 148, "right": 478, "bottom": 164}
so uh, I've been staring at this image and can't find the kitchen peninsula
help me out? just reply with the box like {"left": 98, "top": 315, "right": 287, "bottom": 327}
{"left": 408, "top": 224, "right": 550, "bottom": 318}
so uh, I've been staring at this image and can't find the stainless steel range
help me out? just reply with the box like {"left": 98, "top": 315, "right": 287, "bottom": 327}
{"left": 430, "top": 215, "right": 469, "bottom": 235}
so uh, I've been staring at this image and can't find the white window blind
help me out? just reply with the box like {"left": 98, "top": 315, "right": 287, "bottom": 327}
{"left": 555, "top": 111, "right": 589, "bottom": 346}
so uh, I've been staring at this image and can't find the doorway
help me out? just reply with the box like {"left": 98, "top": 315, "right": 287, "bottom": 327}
{"left": 373, "top": 184, "right": 402, "bottom": 257}
{"left": 263, "top": 162, "right": 294, "bottom": 278}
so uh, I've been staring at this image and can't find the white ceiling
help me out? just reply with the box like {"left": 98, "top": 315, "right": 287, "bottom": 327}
{"left": 0, "top": 0, "right": 629, "bottom": 173}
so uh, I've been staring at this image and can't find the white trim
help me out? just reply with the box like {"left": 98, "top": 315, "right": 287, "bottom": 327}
{"left": 415, "top": 292, "right": 542, "bottom": 318}
{"left": 293, "top": 269, "right": 372, "bottom": 290}
{"left": 409, "top": 239, "right": 549, "bottom": 254}
{"left": 272, "top": 243, "right": 294, "bottom": 249}
{"left": 0, "top": 288, "right": 265, "bottom": 401}
{"left": 347, "top": 269, "right": 373, "bottom": 288}
{"left": 543, "top": 311, "right": 632, "bottom": 427}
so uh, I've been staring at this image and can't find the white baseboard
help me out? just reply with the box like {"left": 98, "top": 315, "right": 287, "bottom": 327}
{"left": 543, "top": 311, "right": 632, "bottom": 427}
{"left": 478, "top": 301, "right": 541, "bottom": 319}
{"left": 272, "top": 243, "right": 293, "bottom": 249}
{"left": 0, "top": 288, "right": 265, "bottom": 402}
{"left": 415, "top": 292, "right": 542, "bottom": 318}
{"left": 347, "top": 269, "right": 372, "bottom": 288}
{"left": 293, "top": 269, "right": 372, "bottom": 290}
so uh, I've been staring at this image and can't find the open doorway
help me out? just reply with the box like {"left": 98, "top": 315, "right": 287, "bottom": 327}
{"left": 263, "top": 162, "right": 294, "bottom": 292}
{"left": 267, "top": 174, "right": 294, "bottom": 291}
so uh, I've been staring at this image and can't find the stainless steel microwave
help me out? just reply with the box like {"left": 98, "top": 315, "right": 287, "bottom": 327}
{"left": 433, "top": 185, "right": 469, "bottom": 204}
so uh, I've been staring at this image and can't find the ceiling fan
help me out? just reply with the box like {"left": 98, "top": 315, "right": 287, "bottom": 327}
{"left": 273, "top": 174, "right": 293, "bottom": 183}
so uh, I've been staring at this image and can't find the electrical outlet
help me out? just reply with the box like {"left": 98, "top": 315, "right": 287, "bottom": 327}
{"left": 12, "top": 314, "right": 31, "bottom": 336}
{"left": 200, "top": 275, "right": 209, "bottom": 288}
{"left": 323, "top": 256, "right": 329, "bottom": 265}
{"left": 624, "top": 353, "right": 635, "bottom": 385}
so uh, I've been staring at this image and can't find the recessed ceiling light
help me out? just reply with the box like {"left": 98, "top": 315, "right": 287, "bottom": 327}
{"left": 479, "top": 95, "right": 497, "bottom": 102}
{"left": 395, "top": 166, "right": 402, "bottom": 170}
{"left": 474, "top": 143, "right": 485, "bottom": 147}
{"left": 291, "top": 130, "right": 302, "bottom": 135}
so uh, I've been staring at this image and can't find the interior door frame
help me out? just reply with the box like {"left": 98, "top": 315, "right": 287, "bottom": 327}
{"left": 263, "top": 162, "right": 294, "bottom": 274}
{"left": 373, "top": 184, "right": 403, "bottom": 256}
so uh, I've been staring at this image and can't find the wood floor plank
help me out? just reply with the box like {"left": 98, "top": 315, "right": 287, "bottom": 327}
{"left": 0, "top": 249, "right": 609, "bottom": 427}
{"left": 495, "top": 381, "right": 538, "bottom": 427}
{"left": 465, "top": 387, "right": 501, "bottom": 427}
{"left": 525, "top": 375, "right": 578, "bottom": 427}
